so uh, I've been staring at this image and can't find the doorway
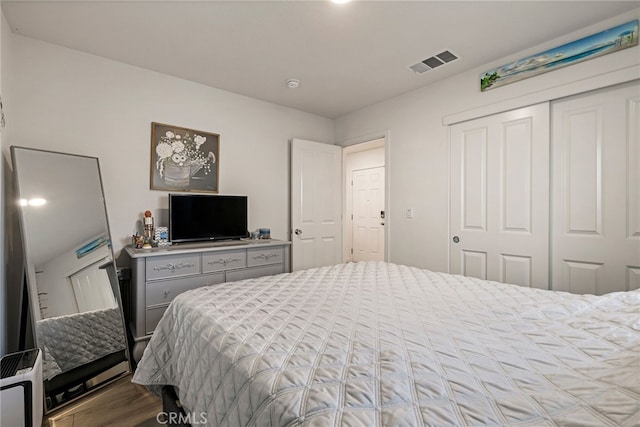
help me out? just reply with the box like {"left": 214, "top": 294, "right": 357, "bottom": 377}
{"left": 344, "top": 138, "right": 386, "bottom": 262}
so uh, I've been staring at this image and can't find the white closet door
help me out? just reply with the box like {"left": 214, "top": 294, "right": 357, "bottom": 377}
{"left": 70, "top": 261, "right": 116, "bottom": 313}
{"left": 552, "top": 82, "right": 640, "bottom": 294}
{"left": 450, "top": 103, "right": 550, "bottom": 289}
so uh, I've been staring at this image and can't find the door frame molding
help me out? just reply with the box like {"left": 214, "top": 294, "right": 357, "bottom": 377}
{"left": 340, "top": 131, "right": 390, "bottom": 263}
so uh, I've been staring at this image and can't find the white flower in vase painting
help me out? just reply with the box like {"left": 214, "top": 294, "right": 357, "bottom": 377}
{"left": 155, "top": 129, "right": 215, "bottom": 186}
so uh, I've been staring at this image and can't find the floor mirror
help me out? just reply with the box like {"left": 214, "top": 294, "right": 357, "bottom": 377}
{"left": 11, "top": 146, "right": 130, "bottom": 412}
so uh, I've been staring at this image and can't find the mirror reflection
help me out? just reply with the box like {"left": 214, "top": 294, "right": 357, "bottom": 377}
{"left": 11, "top": 146, "right": 129, "bottom": 411}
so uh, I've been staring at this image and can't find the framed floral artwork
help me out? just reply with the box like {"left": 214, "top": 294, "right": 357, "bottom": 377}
{"left": 150, "top": 122, "right": 219, "bottom": 193}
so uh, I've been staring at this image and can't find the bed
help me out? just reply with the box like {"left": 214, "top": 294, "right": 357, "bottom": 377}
{"left": 36, "top": 306, "right": 128, "bottom": 408}
{"left": 132, "top": 261, "right": 640, "bottom": 426}
{"left": 37, "top": 306, "right": 127, "bottom": 381}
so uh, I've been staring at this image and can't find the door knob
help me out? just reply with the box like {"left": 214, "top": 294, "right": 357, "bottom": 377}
{"left": 452, "top": 236, "right": 460, "bottom": 243}
{"left": 294, "top": 229, "right": 302, "bottom": 235}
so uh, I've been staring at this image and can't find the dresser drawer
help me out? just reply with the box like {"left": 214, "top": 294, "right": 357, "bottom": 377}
{"left": 146, "top": 253, "right": 201, "bottom": 281}
{"left": 202, "top": 249, "right": 247, "bottom": 273}
{"left": 146, "top": 272, "right": 224, "bottom": 306}
{"left": 247, "top": 247, "right": 285, "bottom": 267}
{"left": 145, "top": 305, "right": 167, "bottom": 335}
{"left": 226, "top": 263, "right": 285, "bottom": 282}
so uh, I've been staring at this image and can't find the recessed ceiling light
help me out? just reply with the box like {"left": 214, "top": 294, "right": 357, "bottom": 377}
{"left": 19, "top": 198, "right": 47, "bottom": 207}
{"left": 331, "top": 0, "right": 351, "bottom": 4}
{"left": 287, "top": 79, "right": 300, "bottom": 89}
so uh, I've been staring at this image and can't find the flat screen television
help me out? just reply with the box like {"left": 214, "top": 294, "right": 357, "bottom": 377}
{"left": 169, "top": 194, "right": 248, "bottom": 243}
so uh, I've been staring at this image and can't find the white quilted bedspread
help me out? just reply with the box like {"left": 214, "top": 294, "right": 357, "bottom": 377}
{"left": 132, "top": 262, "right": 640, "bottom": 426}
{"left": 37, "top": 307, "right": 126, "bottom": 380}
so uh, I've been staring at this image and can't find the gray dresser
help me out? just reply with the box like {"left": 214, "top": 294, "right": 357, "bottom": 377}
{"left": 123, "top": 239, "right": 291, "bottom": 361}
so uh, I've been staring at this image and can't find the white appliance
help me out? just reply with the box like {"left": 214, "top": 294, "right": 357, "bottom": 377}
{"left": 1, "top": 349, "right": 43, "bottom": 427}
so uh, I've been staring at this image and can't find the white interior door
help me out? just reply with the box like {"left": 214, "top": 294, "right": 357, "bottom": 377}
{"left": 450, "top": 103, "right": 550, "bottom": 288}
{"left": 70, "top": 260, "right": 116, "bottom": 313}
{"left": 552, "top": 82, "right": 640, "bottom": 294}
{"left": 352, "top": 167, "right": 385, "bottom": 262}
{"left": 291, "top": 139, "right": 342, "bottom": 271}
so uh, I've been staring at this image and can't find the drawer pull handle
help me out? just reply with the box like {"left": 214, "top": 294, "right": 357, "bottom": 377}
{"left": 153, "top": 262, "right": 195, "bottom": 272}
{"left": 253, "top": 253, "right": 280, "bottom": 261}
{"left": 163, "top": 290, "right": 171, "bottom": 298}
{"left": 209, "top": 257, "right": 242, "bottom": 266}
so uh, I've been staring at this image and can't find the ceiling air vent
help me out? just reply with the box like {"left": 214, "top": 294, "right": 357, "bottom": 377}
{"left": 409, "top": 50, "right": 459, "bottom": 74}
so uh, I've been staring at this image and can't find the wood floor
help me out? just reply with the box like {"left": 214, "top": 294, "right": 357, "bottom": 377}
{"left": 43, "top": 374, "right": 162, "bottom": 427}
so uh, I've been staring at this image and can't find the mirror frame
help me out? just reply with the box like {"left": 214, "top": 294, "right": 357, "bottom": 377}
{"left": 11, "top": 146, "right": 131, "bottom": 413}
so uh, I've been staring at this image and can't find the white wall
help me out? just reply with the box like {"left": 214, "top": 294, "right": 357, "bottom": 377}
{"left": 2, "top": 34, "right": 334, "bottom": 260}
{"left": 335, "top": 9, "right": 640, "bottom": 272}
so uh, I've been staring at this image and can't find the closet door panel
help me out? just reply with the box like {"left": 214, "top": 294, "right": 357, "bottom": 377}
{"left": 502, "top": 118, "right": 533, "bottom": 233}
{"left": 462, "top": 128, "right": 488, "bottom": 231}
{"left": 564, "top": 107, "right": 602, "bottom": 235}
{"left": 552, "top": 81, "right": 640, "bottom": 294}
{"left": 450, "top": 103, "right": 549, "bottom": 289}
{"left": 461, "top": 250, "right": 487, "bottom": 280}
{"left": 627, "top": 267, "right": 640, "bottom": 291}
{"left": 500, "top": 254, "right": 532, "bottom": 287}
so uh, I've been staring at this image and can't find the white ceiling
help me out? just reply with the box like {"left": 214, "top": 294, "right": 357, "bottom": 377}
{"left": 2, "top": 1, "right": 638, "bottom": 119}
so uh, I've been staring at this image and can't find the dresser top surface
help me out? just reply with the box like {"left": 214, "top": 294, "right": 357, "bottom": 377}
{"left": 124, "top": 239, "right": 290, "bottom": 259}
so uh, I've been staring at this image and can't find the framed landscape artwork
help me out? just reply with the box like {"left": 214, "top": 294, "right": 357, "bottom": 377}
{"left": 481, "top": 20, "right": 638, "bottom": 91}
{"left": 150, "top": 122, "right": 219, "bottom": 193}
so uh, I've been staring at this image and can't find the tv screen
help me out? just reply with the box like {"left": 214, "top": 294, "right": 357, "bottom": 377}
{"left": 169, "top": 194, "right": 248, "bottom": 243}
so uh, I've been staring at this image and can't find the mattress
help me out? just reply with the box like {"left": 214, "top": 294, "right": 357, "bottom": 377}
{"left": 132, "top": 262, "right": 640, "bottom": 426}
